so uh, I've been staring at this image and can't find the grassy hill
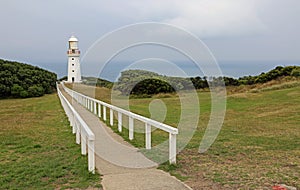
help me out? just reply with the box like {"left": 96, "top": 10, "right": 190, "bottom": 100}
{"left": 63, "top": 65, "right": 300, "bottom": 97}
{"left": 0, "top": 94, "right": 102, "bottom": 189}
{"left": 114, "top": 66, "right": 300, "bottom": 96}
{"left": 82, "top": 76, "right": 113, "bottom": 88}
{"left": 66, "top": 77, "right": 300, "bottom": 189}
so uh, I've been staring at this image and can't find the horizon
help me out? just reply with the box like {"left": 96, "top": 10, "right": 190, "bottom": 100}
{"left": 1, "top": 56, "right": 298, "bottom": 82}
{"left": 7, "top": 59, "right": 297, "bottom": 81}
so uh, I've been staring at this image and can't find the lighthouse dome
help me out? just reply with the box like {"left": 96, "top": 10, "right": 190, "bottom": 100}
{"left": 69, "top": 35, "right": 78, "bottom": 42}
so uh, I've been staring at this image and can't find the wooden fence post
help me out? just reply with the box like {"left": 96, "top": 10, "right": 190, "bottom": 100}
{"left": 88, "top": 140, "right": 95, "bottom": 174}
{"left": 103, "top": 106, "right": 107, "bottom": 121}
{"left": 98, "top": 103, "right": 101, "bottom": 118}
{"left": 145, "top": 123, "right": 151, "bottom": 150}
{"left": 169, "top": 133, "right": 177, "bottom": 164}
{"left": 129, "top": 116, "right": 134, "bottom": 140}
{"left": 118, "top": 112, "right": 122, "bottom": 132}
{"left": 110, "top": 109, "right": 113, "bottom": 126}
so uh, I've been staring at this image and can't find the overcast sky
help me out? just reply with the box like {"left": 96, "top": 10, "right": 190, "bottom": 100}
{"left": 0, "top": 0, "right": 299, "bottom": 78}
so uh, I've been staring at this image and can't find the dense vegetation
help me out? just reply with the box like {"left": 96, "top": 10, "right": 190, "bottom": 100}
{"left": 131, "top": 78, "right": 175, "bottom": 95}
{"left": 114, "top": 66, "right": 300, "bottom": 95}
{"left": 114, "top": 70, "right": 193, "bottom": 95}
{"left": 0, "top": 59, "right": 57, "bottom": 98}
{"left": 225, "top": 65, "right": 300, "bottom": 85}
{"left": 191, "top": 65, "right": 300, "bottom": 88}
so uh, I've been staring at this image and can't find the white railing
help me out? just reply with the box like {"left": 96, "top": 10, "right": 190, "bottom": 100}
{"left": 57, "top": 84, "right": 95, "bottom": 173}
{"left": 61, "top": 82, "right": 178, "bottom": 164}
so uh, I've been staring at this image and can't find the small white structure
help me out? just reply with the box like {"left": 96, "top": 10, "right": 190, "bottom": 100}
{"left": 67, "top": 35, "right": 82, "bottom": 83}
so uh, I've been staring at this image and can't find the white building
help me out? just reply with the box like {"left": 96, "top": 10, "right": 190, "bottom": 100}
{"left": 67, "top": 35, "right": 82, "bottom": 83}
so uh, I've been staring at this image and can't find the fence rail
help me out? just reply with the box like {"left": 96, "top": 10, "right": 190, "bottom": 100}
{"left": 61, "top": 82, "right": 178, "bottom": 164}
{"left": 57, "top": 84, "right": 95, "bottom": 173}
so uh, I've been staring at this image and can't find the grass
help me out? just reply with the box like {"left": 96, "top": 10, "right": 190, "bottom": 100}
{"left": 66, "top": 80, "right": 300, "bottom": 189}
{"left": 0, "top": 94, "right": 102, "bottom": 190}
{"left": 182, "top": 86, "right": 300, "bottom": 189}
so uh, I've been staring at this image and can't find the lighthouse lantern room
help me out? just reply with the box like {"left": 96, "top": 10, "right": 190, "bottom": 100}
{"left": 67, "top": 35, "right": 81, "bottom": 83}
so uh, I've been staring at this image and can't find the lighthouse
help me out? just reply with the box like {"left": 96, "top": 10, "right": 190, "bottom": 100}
{"left": 67, "top": 35, "right": 81, "bottom": 83}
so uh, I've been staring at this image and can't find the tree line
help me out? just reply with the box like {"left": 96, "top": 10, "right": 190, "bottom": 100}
{"left": 223, "top": 66, "right": 300, "bottom": 86}
{"left": 0, "top": 59, "right": 57, "bottom": 98}
{"left": 114, "top": 66, "right": 300, "bottom": 95}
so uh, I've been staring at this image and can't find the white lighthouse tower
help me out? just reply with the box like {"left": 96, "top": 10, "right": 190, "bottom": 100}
{"left": 67, "top": 35, "right": 81, "bottom": 83}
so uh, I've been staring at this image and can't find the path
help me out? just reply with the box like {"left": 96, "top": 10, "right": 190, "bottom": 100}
{"left": 59, "top": 85, "right": 192, "bottom": 190}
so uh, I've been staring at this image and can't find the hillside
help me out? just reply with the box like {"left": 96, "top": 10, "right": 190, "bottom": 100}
{"left": 63, "top": 66, "right": 300, "bottom": 96}
{"left": 0, "top": 59, "right": 57, "bottom": 98}
{"left": 114, "top": 66, "right": 300, "bottom": 95}
{"left": 82, "top": 76, "right": 113, "bottom": 88}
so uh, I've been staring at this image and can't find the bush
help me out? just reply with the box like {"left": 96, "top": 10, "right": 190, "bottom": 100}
{"left": 28, "top": 85, "right": 44, "bottom": 97}
{"left": 131, "top": 78, "right": 175, "bottom": 95}
{"left": 291, "top": 67, "right": 300, "bottom": 77}
{"left": 11, "top": 84, "right": 24, "bottom": 97}
{"left": 20, "top": 90, "right": 29, "bottom": 98}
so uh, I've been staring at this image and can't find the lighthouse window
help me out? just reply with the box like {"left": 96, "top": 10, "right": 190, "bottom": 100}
{"left": 72, "top": 70, "right": 74, "bottom": 72}
{"left": 72, "top": 58, "right": 74, "bottom": 60}
{"left": 72, "top": 64, "right": 74, "bottom": 66}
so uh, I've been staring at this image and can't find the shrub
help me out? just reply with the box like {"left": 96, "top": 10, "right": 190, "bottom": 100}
{"left": 131, "top": 78, "right": 175, "bottom": 95}
{"left": 11, "top": 84, "right": 24, "bottom": 97}
{"left": 28, "top": 85, "right": 45, "bottom": 97}
{"left": 291, "top": 67, "right": 300, "bottom": 77}
{"left": 20, "top": 90, "right": 29, "bottom": 98}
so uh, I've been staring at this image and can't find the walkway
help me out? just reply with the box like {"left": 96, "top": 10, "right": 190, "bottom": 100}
{"left": 59, "top": 85, "right": 192, "bottom": 190}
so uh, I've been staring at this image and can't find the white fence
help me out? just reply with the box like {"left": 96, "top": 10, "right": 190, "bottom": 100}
{"left": 61, "top": 83, "right": 178, "bottom": 164}
{"left": 57, "top": 85, "right": 95, "bottom": 173}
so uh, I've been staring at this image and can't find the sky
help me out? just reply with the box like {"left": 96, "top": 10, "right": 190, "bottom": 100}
{"left": 0, "top": 0, "right": 299, "bottom": 79}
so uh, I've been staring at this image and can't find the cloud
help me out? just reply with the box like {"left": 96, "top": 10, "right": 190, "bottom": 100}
{"left": 0, "top": 0, "right": 298, "bottom": 67}
{"left": 127, "top": 0, "right": 269, "bottom": 38}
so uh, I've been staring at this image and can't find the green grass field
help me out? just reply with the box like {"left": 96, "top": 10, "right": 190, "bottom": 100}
{"left": 66, "top": 80, "right": 300, "bottom": 189}
{"left": 0, "top": 94, "right": 102, "bottom": 190}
